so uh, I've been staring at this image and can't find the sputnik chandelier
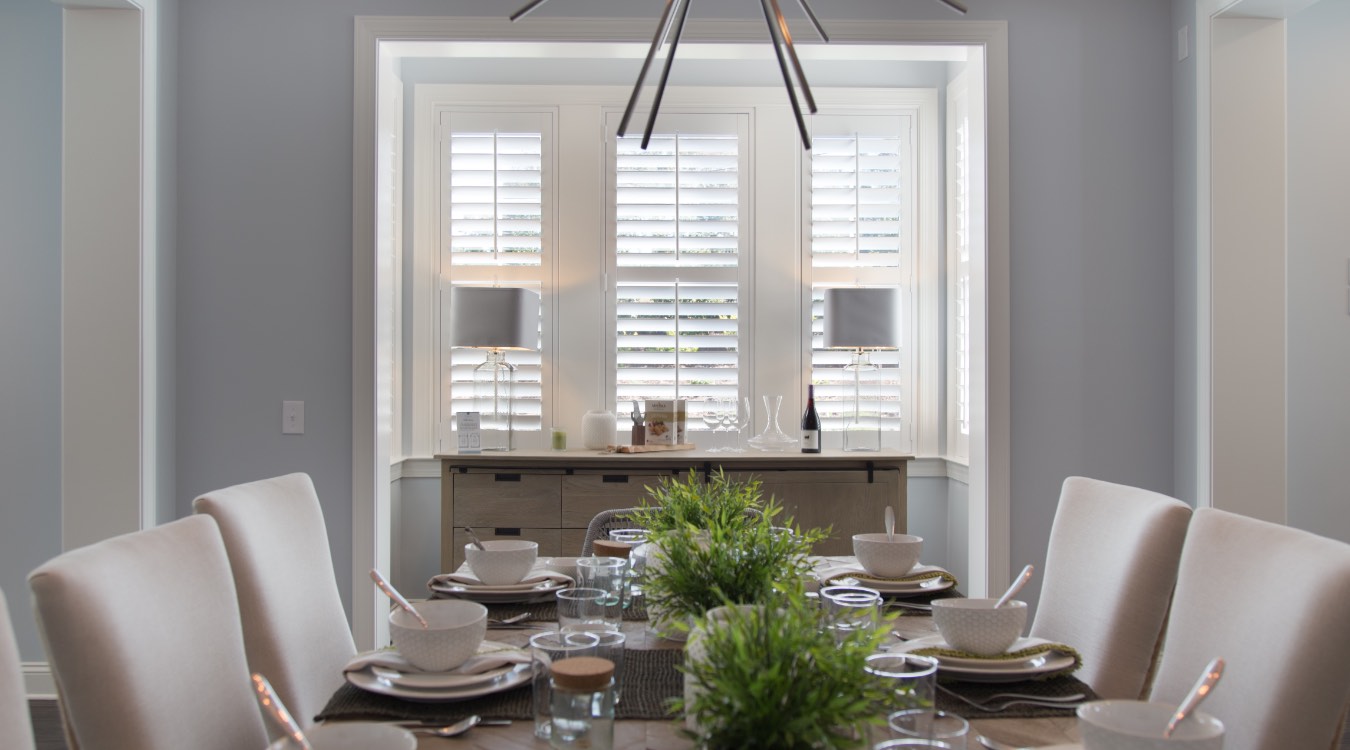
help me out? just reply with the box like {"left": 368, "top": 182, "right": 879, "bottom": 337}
{"left": 509, "top": 0, "right": 968, "bottom": 150}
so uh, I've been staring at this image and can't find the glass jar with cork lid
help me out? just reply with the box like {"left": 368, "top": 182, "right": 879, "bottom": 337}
{"left": 549, "top": 656, "right": 616, "bottom": 749}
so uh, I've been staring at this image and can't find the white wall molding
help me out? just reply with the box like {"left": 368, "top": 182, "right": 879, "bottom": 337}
{"left": 23, "top": 662, "right": 56, "bottom": 700}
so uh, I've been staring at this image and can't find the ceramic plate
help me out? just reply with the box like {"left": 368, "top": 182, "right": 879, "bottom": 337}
{"left": 347, "top": 662, "right": 532, "bottom": 702}
{"left": 267, "top": 723, "right": 416, "bottom": 750}
{"left": 430, "top": 578, "right": 569, "bottom": 603}
{"left": 364, "top": 642, "right": 525, "bottom": 689}
{"left": 826, "top": 574, "right": 954, "bottom": 596}
{"left": 905, "top": 634, "right": 1076, "bottom": 683}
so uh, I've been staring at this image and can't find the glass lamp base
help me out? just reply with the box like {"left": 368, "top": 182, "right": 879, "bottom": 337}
{"left": 843, "top": 425, "right": 881, "bottom": 452}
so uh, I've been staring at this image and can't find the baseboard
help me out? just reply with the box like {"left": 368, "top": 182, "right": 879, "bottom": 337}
{"left": 23, "top": 662, "right": 56, "bottom": 699}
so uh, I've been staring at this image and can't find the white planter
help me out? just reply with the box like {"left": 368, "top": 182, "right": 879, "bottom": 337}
{"left": 683, "top": 604, "right": 763, "bottom": 731}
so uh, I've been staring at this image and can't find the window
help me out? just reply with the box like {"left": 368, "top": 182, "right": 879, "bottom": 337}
{"left": 607, "top": 113, "right": 749, "bottom": 430}
{"left": 805, "top": 117, "right": 913, "bottom": 447}
{"left": 436, "top": 110, "right": 553, "bottom": 440}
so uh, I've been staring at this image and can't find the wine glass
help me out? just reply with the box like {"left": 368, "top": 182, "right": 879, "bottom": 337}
{"left": 702, "top": 399, "right": 726, "bottom": 452}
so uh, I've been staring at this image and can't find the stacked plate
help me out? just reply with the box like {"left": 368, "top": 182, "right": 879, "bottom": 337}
{"left": 823, "top": 570, "right": 956, "bottom": 597}
{"left": 346, "top": 641, "right": 533, "bottom": 701}
{"left": 902, "top": 634, "right": 1077, "bottom": 683}
{"left": 429, "top": 577, "right": 569, "bottom": 603}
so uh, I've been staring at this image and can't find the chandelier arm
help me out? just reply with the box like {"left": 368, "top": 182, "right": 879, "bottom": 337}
{"left": 640, "top": 0, "right": 694, "bottom": 150}
{"left": 937, "top": 0, "right": 969, "bottom": 13}
{"left": 618, "top": 0, "right": 680, "bottom": 138}
{"left": 792, "top": 0, "right": 831, "bottom": 42}
{"left": 757, "top": 0, "right": 811, "bottom": 148}
{"left": 508, "top": 0, "right": 553, "bottom": 22}
{"left": 770, "top": 0, "right": 818, "bottom": 114}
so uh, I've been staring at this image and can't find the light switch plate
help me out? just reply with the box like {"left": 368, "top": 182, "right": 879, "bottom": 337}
{"left": 283, "top": 400, "right": 304, "bottom": 434}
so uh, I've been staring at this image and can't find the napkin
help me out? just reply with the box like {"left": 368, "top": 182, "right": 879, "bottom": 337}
{"left": 344, "top": 641, "right": 531, "bottom": 676}
{"left": 894, "top": 636, "right": 1083, "bottom": 678}
{"left": 814, "top": 562, "right": 960, "bottom": 588}
{"left": 427, "top": 564, "right": 574, "bottom": 592}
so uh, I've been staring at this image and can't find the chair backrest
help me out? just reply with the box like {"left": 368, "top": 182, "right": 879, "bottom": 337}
{"left": 193, "top": 472, "right": 356, "bottom": 727}
{"left": 1147, "top": 507, "right": 1350, "bottom": 750}
{"left": 581, "top": 507, "right": 644, "bottom": 556}
{"left": 1029, "top": 476, "right": 1192, "bottom": 699}
{"left": 28, "top": 515, "right": 268, "bottom": 750}
{"left": 0, "top": 588, "right": 35, "bottom": 750}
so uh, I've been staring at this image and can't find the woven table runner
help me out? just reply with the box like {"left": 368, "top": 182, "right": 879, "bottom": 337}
{"left": 937, "top": 675, "right": 1097, "bottom": 720}
{"left": 483, "top": 598, "right": 649, "bottom": 623}
{"left": 316, "top": 647, "right": 683, "bottom": 725}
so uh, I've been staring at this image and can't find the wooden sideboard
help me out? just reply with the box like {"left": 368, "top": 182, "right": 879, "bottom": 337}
{"left": 436, "top": 449, "right": 912, "bottom": 571}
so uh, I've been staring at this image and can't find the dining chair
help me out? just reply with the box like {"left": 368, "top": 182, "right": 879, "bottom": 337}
{"left": 0, "top": 588, "right": 35, "bottom": 750}
{"left": 1028, "top": 476, "right": 1192, "bottom": 699}
{"left": 1146, "top": 507, "right": 1350, "bottom": 750}
{"left": 193, "top": 472, "right": 356, "bottom": 727}
{"left": 27, "top": 515, "right": 268, "bottom": 750}
{"left": 581, "top": 506, "right": 644, "bottom": 555}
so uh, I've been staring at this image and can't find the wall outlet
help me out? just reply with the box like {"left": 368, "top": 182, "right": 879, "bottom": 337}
{"left": 283, "top": 400, "right": 304, "bottom": 434}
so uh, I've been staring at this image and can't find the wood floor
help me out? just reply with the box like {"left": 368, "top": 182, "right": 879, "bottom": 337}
{"left": 26, "top": 700, "right": 1350, "bottom": 748}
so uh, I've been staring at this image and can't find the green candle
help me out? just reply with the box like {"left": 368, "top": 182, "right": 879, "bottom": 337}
{"left": 551, "top": 428, "right": 567, "bottom": 450}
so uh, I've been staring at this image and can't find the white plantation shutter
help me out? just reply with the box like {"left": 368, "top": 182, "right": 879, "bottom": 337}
{"left": 806, "top": 116, "right": 913, "bottom": 444}
{"left": 947, "top": 80, "right": 973, "bottom": 459}
{"left": 439, "top": 111, "right": 552, "bottom": 434}
{"left": 609, "top": 114, "right": 747, "bottom": 428}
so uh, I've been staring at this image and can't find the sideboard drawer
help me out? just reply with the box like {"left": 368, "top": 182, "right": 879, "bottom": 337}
{"left": 561, "top": 473, "right": 665, "bottom": 528}
{"left": 452, "top": 473, "right": 562, "bottom": 527}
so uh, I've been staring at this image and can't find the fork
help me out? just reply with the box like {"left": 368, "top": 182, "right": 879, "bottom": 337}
{"left": 938, "top": 684, "right": 1086, "bottom": 712}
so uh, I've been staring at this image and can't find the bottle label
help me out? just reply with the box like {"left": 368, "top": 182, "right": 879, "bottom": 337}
{"left": 802, "top": 429, "right": 820, "bottom": 450}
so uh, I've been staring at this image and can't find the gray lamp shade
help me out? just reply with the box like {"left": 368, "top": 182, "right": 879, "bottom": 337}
{"left": 447, "top": 286, "right": 540, "bottom": 350}
{"left": 823, "top": 287, "right": 900, "bottom": 349}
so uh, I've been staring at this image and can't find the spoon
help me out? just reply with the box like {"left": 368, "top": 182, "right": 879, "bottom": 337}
{"left": 465, "top": 526, "right": 487, "bottom": 551}
{"left": 251, "top": 673, "right": 313, "bottom": 750}
{"left": 1164, "top": 657, "right": 1225, "bottom": 738}
{"left": 404, "top": 716, "right": 513, "bottom": 737}
{"left": 885, "top": 505, "right": 896, "bottom": 542}
{"left": 994, "top": 564, "right": 1034, "bottom": 608}
{"left": 369, "top": 568, "right": 428, "bottom": 629}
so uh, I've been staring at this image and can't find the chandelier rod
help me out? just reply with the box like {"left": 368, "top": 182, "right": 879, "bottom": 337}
{"left": 636, "top": 0, "right": 694, "bottom": 150}
{"left": 759, "top": 0, "right": 813, "bottom": 147}
{"left": 616, "top": 0, "right": 682, "bottom": 138}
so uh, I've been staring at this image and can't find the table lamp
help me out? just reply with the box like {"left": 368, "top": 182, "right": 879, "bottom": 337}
{"left": 823, "top": 287, "right": 899, "bottom": 452}
{"left": 448, "top": 286, "right": 540, "bottom": 451}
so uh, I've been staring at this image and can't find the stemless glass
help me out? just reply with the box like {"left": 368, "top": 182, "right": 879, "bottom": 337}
{"left": 529, "top": 630, "right": 600, "bottom": 739}
{"left": 608, "top": 528, "right": 650, "bottom": 602}
{"left": 556, "top": 587, "right": 608, "bottom": 633}
{"left": 575, "top": 557, "right": 627, "bottom": 631}
{"left": 864, "top": 653, "right": 939, "bottom": 744}
{"left": 820, "top": 584, "right": 883, "bottom": 642}
{"left": 888, "top": 709, "right": 969, "bottom": 750}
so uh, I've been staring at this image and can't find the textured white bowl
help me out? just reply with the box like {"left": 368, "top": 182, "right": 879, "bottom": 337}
{"left": 1078, "top": 700, "right": 1224, "bottom": 750}
{"left": 545, "top": 556, "right": 581, "bottom": 582}
{"left": 267, "top": 722, "right": 416, "bottom": 750}
{"left": 930, "top": 598, "right": 1027, "bottom": 656}
{"left": 853, "top": 533, "right": 923, "bottom": 578}
{"left": 389, "top": 599, "right": 487, "bottom": 671}
{"left": 465, "top": 539, "right": 538, "bottom": 585}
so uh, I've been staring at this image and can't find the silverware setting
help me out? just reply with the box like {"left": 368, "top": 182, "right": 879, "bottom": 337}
{"left": 937, "top": 683, "right": 1086, "bottom": 712}
{"left": 487, "top": 612, "right": 532, "bottom": 626}
{"left": 976, "top": 734, "right": 1031, "bottom": 750}
{"left": 398, "top": 715, "right": 512, "bottom": 737}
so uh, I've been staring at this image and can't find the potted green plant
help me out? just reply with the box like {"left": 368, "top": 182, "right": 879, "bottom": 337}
{"left": 677, "top": 589, "right": 898, "bottom": 749}
{"left": 625, "top": 468, "right": 764, "bottom": 533}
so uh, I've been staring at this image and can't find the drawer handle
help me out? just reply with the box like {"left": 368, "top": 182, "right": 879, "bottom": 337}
{"left": 494, "top": 473, "right": 522, "bottom": 482}
{"left": 601, "top": 475, "right": 629, "bottom": 483}
{"left": 494, "top": 528, "right": 522, "bottom": 536}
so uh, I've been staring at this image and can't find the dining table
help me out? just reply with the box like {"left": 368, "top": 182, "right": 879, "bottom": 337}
{"left": 319, "top": 557, "right": 1089, "bottom": 749}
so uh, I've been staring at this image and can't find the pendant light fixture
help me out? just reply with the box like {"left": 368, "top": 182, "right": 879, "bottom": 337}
{"left": 509, "top": 0, "right": 967, "bottom": 150}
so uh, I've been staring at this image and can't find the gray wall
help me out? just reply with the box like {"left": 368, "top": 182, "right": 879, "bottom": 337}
{"left": 0, "top": 0, "right": 64, "bottom": 662}
{"left": 1172, "top": 0, "right": 1198, "bottom": 506}
{"left": 1287, "top": 0, "right": 1350, "bottom": 544}
{"left": 172, "top": 0, "right": 1178, "bottom": 623}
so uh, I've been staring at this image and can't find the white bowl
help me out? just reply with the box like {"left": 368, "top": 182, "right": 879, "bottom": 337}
{"left": 465, "top": 539, "right": 539, "bottom": 585}
{"left": 853, "top": 533, "right": 923, "bottom": 578}
{"left": 545, "top": 556, "right": 581, "bottom": 582}
{"left": 389, "top": 599, "right": 487, "bottom": 671}
{"left": 267, "top": 722, "right": 416, "bottom": 750}
{"left": 1078, "top": 700, "right": 1224, "bottom": 750}
{"left": 929, "top": 598, "right": 1027, "bottom": 656}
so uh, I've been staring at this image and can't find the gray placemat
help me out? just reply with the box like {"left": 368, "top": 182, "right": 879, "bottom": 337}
{"left": 317, "top": 647, "right": 683, "bottom": 724}
{"left": 430, "top": 597, "right": 650, "bottom": 622}
{"left": 936, "top": 675, "right": 1097, "bottom": 720}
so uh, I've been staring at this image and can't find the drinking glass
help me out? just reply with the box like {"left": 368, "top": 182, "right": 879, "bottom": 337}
{"left": 589, "top": 629, "right": 627, "bottom": 704}
{"left": 556, "top": 587, "right": 608, "bottom": 633}
{"left": 864, "top": 653, "right": 938, "bottom": 744}
{"left": 608, "top": 528, "right": 650, "bottom": 602}
{"left": 888, "top": 709, "right": 969, "bottom": 750}
{"left": 529, "top": 630, "right": 600, "bottom": 739}
{"left": 575, "top": 557, "right": 627, "bottom": 631}
{"left": 821, "top": 584, "right": 883, "bottom": 642}
{"left": 872, "top": 741, "right": 957, "bottom": 749}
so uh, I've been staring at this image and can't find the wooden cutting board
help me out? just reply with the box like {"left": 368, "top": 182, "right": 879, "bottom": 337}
{"left": 605, "top": 443, "right": 696, "bottom": 453}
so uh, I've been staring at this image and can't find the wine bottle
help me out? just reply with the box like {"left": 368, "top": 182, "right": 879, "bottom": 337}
{"left": 801, "top": 384, "right": 821, "bottom": 453}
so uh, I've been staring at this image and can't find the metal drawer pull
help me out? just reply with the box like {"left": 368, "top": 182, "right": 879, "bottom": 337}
{"left": 602, "top": 475, "right": 629, "bottom": 483}
{"left": 494, "top": 473, "right": 522, "bottom": 482}
{"left": 493, "top": 528, "right": 522, "bottom": 536}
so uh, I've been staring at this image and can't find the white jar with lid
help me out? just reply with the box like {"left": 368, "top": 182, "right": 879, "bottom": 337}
{"left": 581, "top": 410, "right": 617, "bottom": 450}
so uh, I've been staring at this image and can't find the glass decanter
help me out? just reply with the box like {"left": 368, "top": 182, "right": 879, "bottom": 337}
{"left": 747, "top": 394, "right": 798, "bottom": 451}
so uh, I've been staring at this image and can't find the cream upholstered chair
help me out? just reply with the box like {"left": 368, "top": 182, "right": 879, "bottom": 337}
{"left": 28, "top": 515, "right": 268, "bottom": 750}
{"left": 1028, "top": 476, "right": 1192, "bottom": 699}
{"left": 1146, "top": 507, "right": 1350, "bottom": 750}
{"left": 0, "top": 588, "right": 35, "bottom": 750}
{"left": 193, "top": 472, "right": 356, "bottom": 726}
